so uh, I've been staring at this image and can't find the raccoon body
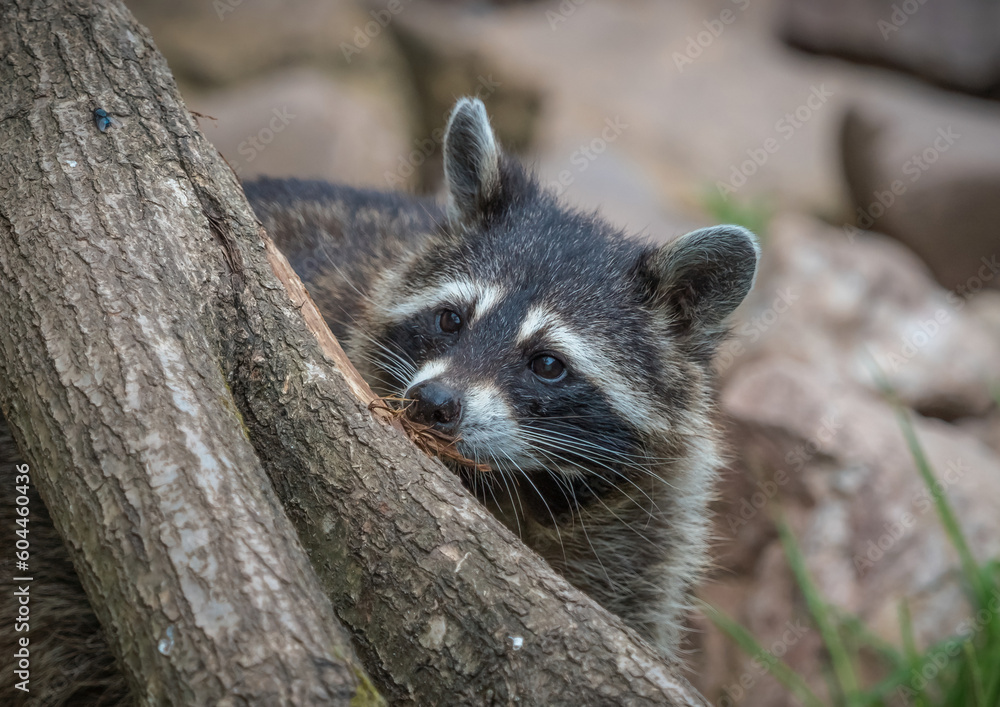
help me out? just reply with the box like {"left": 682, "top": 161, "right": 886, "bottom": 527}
{"left": 246, "top": 98, "right": 760, "bottom": 653}
{"left": 0, "top": 98, "right": 757, "bottom": 704}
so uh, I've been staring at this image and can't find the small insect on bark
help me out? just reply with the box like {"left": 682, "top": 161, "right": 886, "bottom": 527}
{"left": 93, "top": 108, "right": 123, "bottom": 132}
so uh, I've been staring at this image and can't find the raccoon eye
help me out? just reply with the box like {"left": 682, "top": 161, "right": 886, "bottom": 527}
{"left": 437, "top": 309, "right": 463, "bottom": 334}
{"left": 529, "top": 353, "right": 566, "bottom": 381}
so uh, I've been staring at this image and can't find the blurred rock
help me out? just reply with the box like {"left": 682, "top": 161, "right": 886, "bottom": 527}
{"left": 386, "top": 18, "right": 543, "bottom": 192}
{"left": 187, "top": 68, "right": 411, "bottom": 186}
{"left": 719, "top": 214, "right": 1000, "bottom": 420}
{"left": 840, "top": 88, "right": 1000, "bottom": 294}
{"left": 124, "top": 0, "right": 418, "bottom": 189}
{"left": 780, "top": 0, "right": 1000, "bottom": 96}
{"left": 688, "top": 214, "right": 1000, "bottom": 705}
{"left": 958, "top": 409, "right": 1000, "bottom": 459}
{"left": 127, "top": 0, "right": 405, "bottom": 88}
{"left": 392, "top": 0, "right": 859, "bottom": 235}
{"left": 695, "top": 357, "right": 1000, "bottom": 705}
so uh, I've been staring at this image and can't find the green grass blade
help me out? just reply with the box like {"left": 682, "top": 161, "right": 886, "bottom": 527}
{"left": 896, "top": 602, "right": 930, "bottom": 707}
{"left": 834, "top": 607, "right": 903, "bottom": 667}
{"left": 898, "top": 601, "right": 920, "bottom": 670}
{"left": 963, "top": 639, "right": 986, "bottom": 707}
{"left": 893, "top": 406, "right": 989, "bottom": 605}
{"left": 866, "top": 361, "right": 988, "bottom": 607}
{"left": 697, "top": 599, "right": 826, "bottom": 707}
{"left": 777, "top": 519, "right": 861, "bottom": 706}
{"left": 700, "top": 187, "right": 772, "bottom": 239}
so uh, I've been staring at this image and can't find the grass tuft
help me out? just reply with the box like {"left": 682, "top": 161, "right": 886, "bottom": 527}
{"left": 701, "top": 189, "right": 772, "bottom": 241}
{"left": 705, "top": 381, "right": 1000, "bottom": 706}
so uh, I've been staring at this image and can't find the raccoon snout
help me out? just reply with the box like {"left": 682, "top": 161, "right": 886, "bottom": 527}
{"left": 407, "top": 380, "right": 463, "bottom": 432}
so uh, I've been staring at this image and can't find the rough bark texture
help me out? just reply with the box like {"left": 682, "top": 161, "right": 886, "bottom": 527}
{"left": 0, "top": 0, "right": 709, "bottom": 705}
{"left": 0, "top": 2, "right": 378, "bottom": 705}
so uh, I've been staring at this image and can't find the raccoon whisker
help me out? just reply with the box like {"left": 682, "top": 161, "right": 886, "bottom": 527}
{"left": 517, "top": 431, "right": 672, "bottom": 505}
{"left": 369, "top": 347, "right": 416, "bottom": 380}
{"left": 519, "top": 430, "right": 684, "bottom": 493}
{"left": 468, "top": 451, "right": 483, "bottom": 500}
{"left": 365, "top": 334, "right": 416, "bottom": 368}
{"left": 519, "top": 437, "right": 664, "bottom": 520}
{"left": 515, "top": 413, "right": 632, "bottom": 423}
{"left": 495, "top": 448, "right": 566, "bottom": 557}
{"left": 357, "top": 363, "right": 407, "bottom": 400}
{"left": 538, "top": 468, "right": 576, "bottom": 567}
{"left": 486, "top": 450, "right": 524, "bottom": 538}
{"left": 310, "top": 243, "right": 384, "bottom": 309}
{"left": 442, "top": 450, "right": 498, "bottom": 500}
{"left": 356, "top": 338, "right": 419, "bottom": 394}
{"left": 517, "top": 431, "right": 626, "bottom": 471}
{"left": 518, "top": 428, "right": 638, "bottom": 466}
{"left": 541, "top": 427, "right": 686, "bottom": 465}
{"left": 479, "top": 470, "right": 506, "bottom": 519}
{"left": 472, "top": 462, "right": 507, "bottom": 520}
{"left": 498, "top": 469, "right": 524, "bottom": 539}
{"left": 520, "top": 424, "right": 679, "bottom": 466}
{"left": 529, "top": 456, "right": 593, "bottom": 565}
{"left": 372, "top": 363, "right": 408, "bottom": 392}
{"left": 360, "top": 353, "right": 410, "bottom": 388}
{"left": 357, "top": 333, "right": 417, "bottom": 377}
{"left": 570, "top": 474, "right": 664, "bottom": 550}
{"left": 524, "top": 442, "right": 661, "bottom": 524}
{"left": 543, "top": 459, "right": 615, "bottom": 591}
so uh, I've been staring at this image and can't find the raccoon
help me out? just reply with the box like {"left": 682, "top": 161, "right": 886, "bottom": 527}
{"left": 245, "top": 98, "right": 759, "bottom": 653}
{"left": 0, "top": 98, "right": 757, "bottom": 704}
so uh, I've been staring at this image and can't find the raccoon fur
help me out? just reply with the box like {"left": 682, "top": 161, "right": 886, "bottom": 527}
{"left": 247, "top": 98, "right": 759, "bottom": 652}
{"left": 0, "top": 98, "right": 758, "bottom": 704}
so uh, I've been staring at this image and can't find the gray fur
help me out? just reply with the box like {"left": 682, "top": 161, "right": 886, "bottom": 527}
{"left": 251, "top": 99, "right": 759, "bottom": 655}
{"left": 443, "top": 98, "right": 502, "bottom": 228}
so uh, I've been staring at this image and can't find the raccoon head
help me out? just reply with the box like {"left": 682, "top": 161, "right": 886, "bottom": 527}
{"left": 363, "top": 98, "right": 759, "bottom": 501}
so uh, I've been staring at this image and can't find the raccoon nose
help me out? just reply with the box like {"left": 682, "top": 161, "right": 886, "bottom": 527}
{"left": 407, "top": 381, "right": 463, "bottom": 431}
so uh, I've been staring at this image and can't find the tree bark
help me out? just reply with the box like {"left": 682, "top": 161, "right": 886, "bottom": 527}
{"left": 0, "top": 2, "right": 380, "bottom": 705}
{"left": 0, "top": 1, "right": 709, "bottom": 705}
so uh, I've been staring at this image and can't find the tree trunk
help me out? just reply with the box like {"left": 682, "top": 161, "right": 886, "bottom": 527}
{"left": 0, "top": 2, "right": 379, "bottom": 705}
{"left": 0, "top": 1, "right": 709, "bottom": 705}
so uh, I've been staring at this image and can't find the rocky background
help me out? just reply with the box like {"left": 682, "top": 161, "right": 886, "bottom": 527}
{"left": 123, "top": 0, "right": 1000, "bottom": 704}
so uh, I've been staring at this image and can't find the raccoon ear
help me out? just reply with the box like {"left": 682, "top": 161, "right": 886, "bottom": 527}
{"left": 443, "top": 97, "right": 502, "bottom": 227}
{"left": 637, "top": 225, "right": 760, "bottom": 330}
